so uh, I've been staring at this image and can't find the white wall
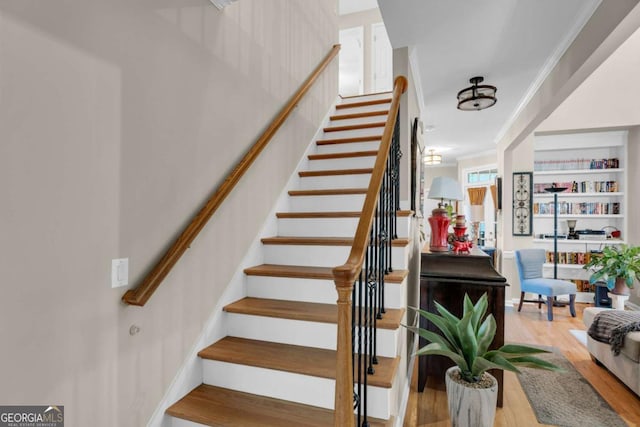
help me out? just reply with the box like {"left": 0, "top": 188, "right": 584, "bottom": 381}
{"left": 0, "top": 2, "right": 338, "bottom": 425}
{"left": 339, "top": 8, "right": 384, "bottom": 94}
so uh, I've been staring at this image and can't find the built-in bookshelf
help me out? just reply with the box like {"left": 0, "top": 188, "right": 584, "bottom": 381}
{"left": 533, "top": 130, "right": 628, "bottom": 303}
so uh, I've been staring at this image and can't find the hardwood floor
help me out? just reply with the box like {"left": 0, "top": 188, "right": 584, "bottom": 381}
{"left": 403, "top": 303, "right": 640, "bottom": 426}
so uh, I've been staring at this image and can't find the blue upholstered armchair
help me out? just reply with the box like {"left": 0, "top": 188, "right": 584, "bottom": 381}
{"left": 515, "top": 249, "right": 577, "bottom": 321}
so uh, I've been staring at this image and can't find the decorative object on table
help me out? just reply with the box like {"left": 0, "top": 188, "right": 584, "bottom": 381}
{"left": 567, "top": 219, "right": 578, "bottom": 240}
{"left": 583, "top": 245, "right": 640, "bottom": 296}
{"left": 512, "top": 172, "right": 533, "bottom": 236}
{"left": 456, "top": 76, "right": 497, "bottom": 111}
{"left": 448, "top": 214, "right": 472, "bottom": 254}
{"left": 545, "top": 183, "right": 567, "bottom": 279}
{"left": 602, "top": 225, "right": 622, "bottom": 239}
{"left": 427, "top": 176, "right": 463, "bottom": 252}
{"left": 406, "top": 293, "right": 561, "bottom": 427}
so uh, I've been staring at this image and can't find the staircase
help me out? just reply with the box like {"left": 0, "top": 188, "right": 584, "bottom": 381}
{"left": 165, "top": 92, "right": 412, "bottom": 427}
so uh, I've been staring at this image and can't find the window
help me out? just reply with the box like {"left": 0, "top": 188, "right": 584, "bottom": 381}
{"left": 467, "top": 168, "right": 497, "bottom": 185}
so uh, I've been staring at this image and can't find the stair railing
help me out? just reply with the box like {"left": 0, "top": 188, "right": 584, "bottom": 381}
{"left": 333, "top": 76, "right": 407, "bottom": 427}
{"left": 122, "top": 44, "right": 340, "bottom": 306}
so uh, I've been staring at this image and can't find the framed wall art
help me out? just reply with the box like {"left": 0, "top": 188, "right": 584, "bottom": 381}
{"left": 512, "top": 172, "right": 533, "bottom": 236}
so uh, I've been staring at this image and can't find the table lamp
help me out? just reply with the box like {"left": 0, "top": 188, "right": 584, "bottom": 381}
{"left": 427, "top": 177, "right": 463, "bottom": 251}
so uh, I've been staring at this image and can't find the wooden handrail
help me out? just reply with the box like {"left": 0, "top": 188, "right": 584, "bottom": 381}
{"left": 332, "top": 76, "right": 407, "bottom": 427}
{"left": 123, "top": 44, "right": 341, "bottom": 306}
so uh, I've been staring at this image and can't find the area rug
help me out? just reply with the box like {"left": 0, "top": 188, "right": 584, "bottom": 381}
{"left": 516, "top": 346, "right": 626, "bottom": 427}
{"left": 569, "top": 329, "right": 587, "bottom": 347}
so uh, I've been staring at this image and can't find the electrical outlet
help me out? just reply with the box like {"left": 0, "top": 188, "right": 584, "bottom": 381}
{"left": 111, "top": 258, "right": 129, "bottom": 288}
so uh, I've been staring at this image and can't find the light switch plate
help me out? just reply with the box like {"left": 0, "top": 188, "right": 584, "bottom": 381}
{"left": 111, "top": 258, "right": 129, "bottom": 288}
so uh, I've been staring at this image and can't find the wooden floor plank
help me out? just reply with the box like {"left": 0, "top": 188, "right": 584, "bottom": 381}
{"left": 167, "top": 384, "right": 393, "bottom": 427}
{"left": 223, "top": 297, "right": 404, "bottom": 330}
{"left": 198, "top": 336, "right": 398, "bottom": 388}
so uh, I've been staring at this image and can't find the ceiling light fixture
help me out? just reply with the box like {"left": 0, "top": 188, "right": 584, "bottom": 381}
{"left": 457, "top": 76, "right": 497, "bottom": 111}
{"left": 423, "top": 149, "right": 442, "bottom": 165}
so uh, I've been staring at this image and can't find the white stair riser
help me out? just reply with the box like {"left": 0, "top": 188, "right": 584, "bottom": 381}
{"left": 262, "top": 244, "right": 409, "bottom": 270}
{"left": 315, "top": 141, "right": 381, "bottom": 154}
{"left": 328, "top": 115, "right": 388, "bottom": 127}
{"left": 201, "top": 361, "right": 392, "bottom": 420}
{"left": 172, "top": 418, "right": 209, "bottom": 427}
{"left": 246, "top": 275, "right": 405, "bottom": 309}
{"left": 297, "top": 174, "right": 371, "bottom": 190}
{"left": 277, "top": 216, "right": 410, "bottom": 238}
{"left": 288, "top": 194, "right": 365, "bottom": 212}
{"left": 225, "top": 313, "right": 399, "bottom": 358}
{"left": 321, "top": 127, "right": 383, "bottom": 140}
{"left": 306, "top": 156, "right": 376, "bottom": 171}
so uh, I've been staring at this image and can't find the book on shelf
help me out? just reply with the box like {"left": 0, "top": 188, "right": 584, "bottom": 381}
{"left": 533, "top": 201, "right": 620, "bottom": 215}
{"left": 533, "top": 180, "right": 619, "bottom": 194}
{"left": 534, "top": 158, "right": 619, "bottom": 171}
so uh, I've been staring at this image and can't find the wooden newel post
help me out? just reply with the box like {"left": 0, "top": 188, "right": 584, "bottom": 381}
{"left": 333, "top": 271, "right": 356, "bottom": 427}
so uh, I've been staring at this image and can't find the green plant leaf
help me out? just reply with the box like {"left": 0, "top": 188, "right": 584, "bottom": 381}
{"left": 471, "top": 356, "right": 510, "bottom": 378}
{"left": 497, "top": 344, "right": 549, "bottom": 356}
{"left": 456, "top": 311, "right": 478, "bottom": 367}
{"left": 402, "top": 325, "right": 454, "bottom": 351}
{"left": 434, "top": 301, "right": 460, "bottom": 325}
{"left": 506, "top": 355, "right": 564, "bottom": 372}
{"left": 476, "top": 315, "right": 496, "bottom": 355}
{"left": 470, "top": 294, "right": 488, "bottom": 333}
{"left": 415, "top": 343, "right": 468, "bottom": 371}
{"left": 409, "top": 306, "right": 460, "bottom": 350}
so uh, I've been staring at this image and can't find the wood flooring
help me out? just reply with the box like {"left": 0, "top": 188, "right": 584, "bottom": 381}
{"left": 403, "top": 303, "right": 640, "bottom": 427}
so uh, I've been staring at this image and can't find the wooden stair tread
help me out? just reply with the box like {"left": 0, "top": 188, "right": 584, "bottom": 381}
{"left": 199, "top": 337, "right": 398, "bottom": 388}
{"left": 299, "top": 168, "right": 373, "bottom": 177}
{"left": 335, "top": 98, "right": 391, "bottom": 109}
{"left": 316, "top": 135, "right": 382, "bottom": 145}
{"left": 244, "top": 264, "right": 408, "bottom": 283}
{"left": 330, "top": 110, "right": 388, "bottom": 121}
{"left": 288, "top": 188, "right": 367, "bottom": 196}
{"left": 261, "top": 236, "right": 410, "bottom": 247}
{"left": 223, "top": 297, "right": 404, "bottom": 330}
{"left": 308, "top": 150, "right": 378, "bottom": 160}
{"left": 323, "top": 122, "right": 386, "bottom": 132}
{"left": 276, "top": 210, "right": 412, "bottom": 218}
{"left": 166, "top": 384, "right": 393, "bottom": 427}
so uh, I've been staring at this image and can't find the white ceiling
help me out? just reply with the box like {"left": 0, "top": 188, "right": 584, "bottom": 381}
{"left": 377, "top": 0, "right": 601, "bottom": 165}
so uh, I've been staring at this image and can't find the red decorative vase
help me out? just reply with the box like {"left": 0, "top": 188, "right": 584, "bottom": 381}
{"left": 429, "top": 209, "right": 450, "bottom": 252}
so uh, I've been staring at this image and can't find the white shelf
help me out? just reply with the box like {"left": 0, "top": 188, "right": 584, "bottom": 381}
{"left": 533, "top": 239, "right": 626, "bottom": 245}
{"left": 533, "top": 192, "right": 623, "bottom": 198}
{"left": 534, "top": 214, "right": 623, "bottom": 218}
{"left": 534, "top": 168, "right": 623, "bottom": 175}
{"left": 543, "top": 263, "right": 589, "bottom": 270}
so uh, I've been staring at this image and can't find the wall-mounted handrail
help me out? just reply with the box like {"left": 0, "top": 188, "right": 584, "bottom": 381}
{"left": 123, "top": 44, "right": 341, "bottom": 306}
{"left": 332, "top": 75, "right": 407, "bottom": 427}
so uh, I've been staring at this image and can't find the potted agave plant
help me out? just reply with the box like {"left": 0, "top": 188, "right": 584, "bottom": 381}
{"left": 406, "top": 293, "right": 562, "bottom": 427}
{"left": 583, "top": 245, "right": 640, "bottom": 295}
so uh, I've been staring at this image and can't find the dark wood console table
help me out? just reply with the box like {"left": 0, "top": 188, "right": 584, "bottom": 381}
{"left": 418, "top": 247, "right": 508, "bottom": 407}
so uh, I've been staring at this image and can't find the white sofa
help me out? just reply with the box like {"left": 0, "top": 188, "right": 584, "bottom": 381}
{"left": 583, "top": 307, "right": 640, "bottom": 397}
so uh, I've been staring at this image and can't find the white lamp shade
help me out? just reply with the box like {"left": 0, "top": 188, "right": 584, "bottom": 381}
{"left": 427, "top": 177, "right": 463, "bottom": 201}
{"left": 470, "top": 204, "right": 485, "bottom": 222}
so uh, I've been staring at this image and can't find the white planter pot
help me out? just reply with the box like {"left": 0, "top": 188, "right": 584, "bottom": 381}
{"left": 445, "top": 366, "right": 498, "bottom": 427}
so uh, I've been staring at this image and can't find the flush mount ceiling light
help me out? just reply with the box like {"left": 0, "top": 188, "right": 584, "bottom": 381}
{"left": 423, "top": 149, "right": 442, "bottom": 165}
{"left": 457, "top": 76, "right": 497, "bottom": 111}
